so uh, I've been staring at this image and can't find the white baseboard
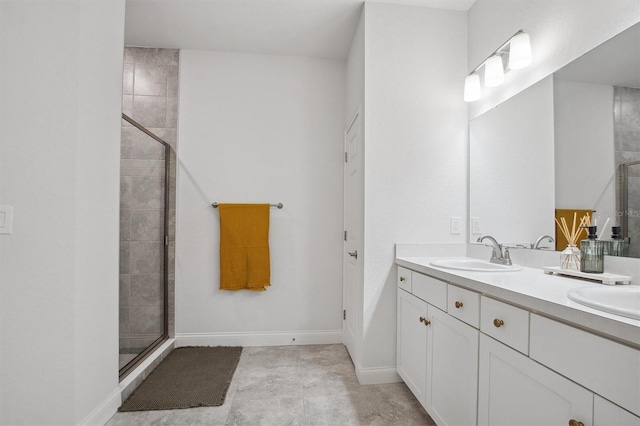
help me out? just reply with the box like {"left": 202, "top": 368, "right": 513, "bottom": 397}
{"left": 175, "top": 329, "right": 343, "bottom": 347}
{"left": 78, "top": 388, "right": 121, "bottom": 426}
{"left": 356, "top": 365, "right": 402, "bottom": 385}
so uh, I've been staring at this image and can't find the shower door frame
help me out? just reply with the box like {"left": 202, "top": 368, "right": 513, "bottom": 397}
{"left": 119, "top": 113, "right": 171, "bottom": 381}
{"left": 619, "top": 159, "right": 640, "bottom": 240}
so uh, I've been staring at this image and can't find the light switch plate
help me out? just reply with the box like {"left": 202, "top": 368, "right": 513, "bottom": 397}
{"left": 450, "top": 217, "right": 461, "bottom": 235}
{"left": 0, "top": 206, "right": 13, "bottom": 234}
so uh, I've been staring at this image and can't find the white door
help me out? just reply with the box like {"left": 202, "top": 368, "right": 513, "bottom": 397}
{"left": 343, "top": 108, "right": 362, "bottom": 361}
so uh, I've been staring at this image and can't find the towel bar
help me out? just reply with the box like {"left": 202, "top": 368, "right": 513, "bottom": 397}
{"left": 212, "top": 202, "right": 283, "bottom": 209}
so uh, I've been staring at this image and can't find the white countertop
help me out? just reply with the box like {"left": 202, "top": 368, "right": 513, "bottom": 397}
{"left": 396, "top": 256, "right": 640, "bottom": 348}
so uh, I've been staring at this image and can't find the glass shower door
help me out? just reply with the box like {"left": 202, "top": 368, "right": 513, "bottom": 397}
{"left": 119, "top": 114, "right": 169, "bottom": 377}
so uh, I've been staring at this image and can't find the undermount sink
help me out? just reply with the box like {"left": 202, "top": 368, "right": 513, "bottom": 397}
{"left": 429, "top": 258, "right": 523, "bottom": 272}
{"left": 567, "top": 286, "right": 640, "bottom": 320}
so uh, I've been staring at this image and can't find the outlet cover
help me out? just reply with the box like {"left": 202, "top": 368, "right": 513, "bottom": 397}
{"left": 471, "top": 217, "right": 482, "bottom": 235}
{"left": 0, "top": 206, "right": 13, "bottom": 234}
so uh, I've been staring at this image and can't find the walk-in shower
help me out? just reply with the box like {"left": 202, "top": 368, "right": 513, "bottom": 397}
{"left": 119, "top": 113, "right": 172, "bottom": 378}
{"left": 119, "top": 46, "right": 179, "bottom": 380}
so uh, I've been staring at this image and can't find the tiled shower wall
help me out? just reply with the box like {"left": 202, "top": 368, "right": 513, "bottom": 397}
{"left": 614, "top": 87, "right": 640, "bottom": 258}
{"left": 120, "top": 47, "right": 178, "bottom": 355}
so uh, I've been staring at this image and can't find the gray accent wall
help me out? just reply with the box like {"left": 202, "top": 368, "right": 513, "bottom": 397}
{"left": 120, "top": 47, "right": 178, "bottom": 356}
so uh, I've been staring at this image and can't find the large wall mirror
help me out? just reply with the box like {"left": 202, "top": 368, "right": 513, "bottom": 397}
{"left": 469, "top": 22, "right": 640, "bottom": 258}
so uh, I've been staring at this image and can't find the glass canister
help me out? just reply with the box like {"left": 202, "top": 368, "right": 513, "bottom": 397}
{"left": 608, "top": 226, "right": 630, "bottom": 257}
{"left": 580, "top": 226, "right": 604, "bottom": 273}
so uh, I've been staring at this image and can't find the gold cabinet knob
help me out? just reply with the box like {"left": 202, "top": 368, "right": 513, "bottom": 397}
{"left": 424, "top": 319, "right": 431, "bottom": 326}
{"left": 419, "top": 316, "right": 425, "bottom": 323}
{"left": 400, "top": 276, "right": 406, "bottom": 282}
{"left": 568, "top": 420, "right": 584, "bottom": 426}
{"left": 493, "top": 318, "right": 504, "bottom": 328}
{"left": 455, "top": 301, "right": 463, "bottom": 309}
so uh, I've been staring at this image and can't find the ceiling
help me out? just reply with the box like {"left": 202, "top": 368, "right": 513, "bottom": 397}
{"left": 124, "top": 0, "right": 476, "bottom": 59}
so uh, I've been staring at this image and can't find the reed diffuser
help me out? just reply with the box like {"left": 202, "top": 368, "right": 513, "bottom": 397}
{"left": 555, "top": 212, "right": 589, "bottom": 271}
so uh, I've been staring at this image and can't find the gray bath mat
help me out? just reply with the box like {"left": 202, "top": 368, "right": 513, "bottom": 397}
{"left": 119, "top": 346, "right": 242, "bottom": 411}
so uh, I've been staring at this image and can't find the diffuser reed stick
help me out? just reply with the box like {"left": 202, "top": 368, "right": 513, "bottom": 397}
{"left": 556, "top": 213, "right": 590, "bottom": 270}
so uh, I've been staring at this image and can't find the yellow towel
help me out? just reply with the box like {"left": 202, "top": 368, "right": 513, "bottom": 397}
{"left": 219, "top": 204, "right": 271, "bottom": 291}
{"left": 555, "top": 209, "right": 592, "bottom": 251}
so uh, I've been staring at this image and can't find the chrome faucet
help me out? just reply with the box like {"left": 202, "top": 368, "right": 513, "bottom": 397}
{"left": 477, "top": 235, "right": 512, "bottom": 265}
{"left": 533, "top": 235, "right": 555, "bottom": 250}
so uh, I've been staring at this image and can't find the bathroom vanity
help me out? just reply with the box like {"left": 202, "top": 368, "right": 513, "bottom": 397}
{"left": 395, "top": 255, "right": 640, "bottom": 426}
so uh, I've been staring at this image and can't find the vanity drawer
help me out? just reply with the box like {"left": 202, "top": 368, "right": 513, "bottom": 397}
{"left": 530, "top": 314, "right": 640, "bottom": 417}
{"left": 447, "top": 285, "right": 480, "bottom": 328}
{"left": 412, "top": 272, "right": 447, "bottom": 311}
{"left": 397, "top": 266, "right": 412, "bottom": 292}
{"left": 480, "top": 296, "right": 529, "bottom": 355}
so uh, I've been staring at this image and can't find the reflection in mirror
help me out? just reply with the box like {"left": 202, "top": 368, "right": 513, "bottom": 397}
{"left": 469, "top": 22, "right": 640, "bottom": 258}
{"left": 469, "top": 77, "right": 555, "bottom": 246}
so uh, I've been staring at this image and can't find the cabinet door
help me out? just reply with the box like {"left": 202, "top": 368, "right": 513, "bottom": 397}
{"left": 594, "top": 395, "right": 640, "bottom": 426}
{"left": 478, "top": 334, "right": 592, "bottom": 426}
{"left": 397, "top": 289, "right": 428, "bottom": 406}
{"left": 426, "top": 307, "right": 479, "bottom": 426}
{"left": 530, "top": 314, "right": 640, "bottom": 416}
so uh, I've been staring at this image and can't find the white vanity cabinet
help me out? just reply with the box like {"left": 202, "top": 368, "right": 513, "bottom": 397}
{"left": 478, "top": 331, "right": 640, "bottom": 426}
{"left": 396, "top": 261, "right": 640, "bottom": 426}
{"left": 529, "top": 314, "right": 640, "bottom": 417}
{"left": 478, "top": 333, "right": 592, "bottom": 426}
{"left": 396, "top": 270, "right": 479, "bottom": 426}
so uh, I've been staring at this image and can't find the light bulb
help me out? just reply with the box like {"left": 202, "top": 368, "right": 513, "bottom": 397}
{"left": 464, "top": 73, "right": 481, "bottom": 102}
{"left": 484, "top": 55, "right": 504, "bottom": 87}
{"left": 509, "top": 32, "right": 532, "bottom": 70}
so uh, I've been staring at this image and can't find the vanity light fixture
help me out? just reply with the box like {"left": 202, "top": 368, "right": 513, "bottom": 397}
{"left": 464, "top": 29, "right": 532, "bottom": 102}
{"left": 508, "top": 31, "right": 532, "bottom": 69}
{"left": 463, "top": 73, "right": 482, "bottom": 102}
{"left": 484, "top": 55, "right": 505, "bottom": 87}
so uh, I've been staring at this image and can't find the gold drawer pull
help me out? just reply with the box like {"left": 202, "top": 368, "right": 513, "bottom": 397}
{"left": 400, "top": 276, "right": 406, "bottom": 282}
{"left": 455, "top": 301, "right": 463, "bottom": 309}
{"left": 568, "top": 420, "right": 584, "bottom": 426}
{"left": 493, "top": 318, "right": 504, "bottom": 328}
{"left": 419, "top": 316, "right": 425, "bottom": 323}
{"left": 424, "top": 319, "right": 431, "bottom": 326}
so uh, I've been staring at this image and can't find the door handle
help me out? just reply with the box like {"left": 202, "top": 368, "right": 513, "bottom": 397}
{"left": 348, "top": 250, "right": 358, "bottom": 259}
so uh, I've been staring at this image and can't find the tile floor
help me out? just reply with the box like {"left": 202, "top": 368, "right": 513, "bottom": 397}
{"left": 106, "top": 344, "right": 434, "bottom": 426}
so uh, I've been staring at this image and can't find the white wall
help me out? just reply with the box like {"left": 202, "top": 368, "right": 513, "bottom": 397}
{"left": 176, "top": 51, "right": 345, "bottom": 343}
{"left": 362, "top": 3, "right": 468, "bottom": 369}
{"left": 470, "top": 76, "right": 555, "bottom": 245}
{"left": 554, "top": 79, "right": 616, "bottom": 223}
{"left": 0, "top": 1, "right": 124, "bottom": 424}
{"left": 346, "top": 11, "right": 365, "bottom": 122}
{"left": 468, "top": 0, "right": 640, "bottom": 119}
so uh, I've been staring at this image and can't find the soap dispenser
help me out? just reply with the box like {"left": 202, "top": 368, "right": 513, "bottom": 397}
{"left": 580, "top": 226, "right": 604, "bottom": 273}
{"left": 609, "top": 226, "right": 629, "bottom": 257}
